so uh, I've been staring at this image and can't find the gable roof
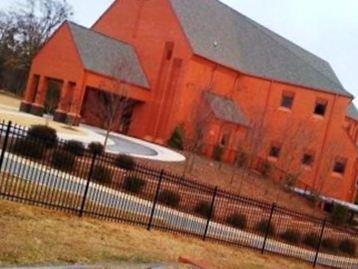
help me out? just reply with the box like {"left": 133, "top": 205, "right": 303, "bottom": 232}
{"left": 347, "top": 103, "right": 358, "bottom": 121}
{"left": 169, "top": 0, "right": 352, "bottom": 97}
{"left": 68, "top": 22, "right": 149, "bottom": 88}
{"left": 204, "top": 91, "right": 248, "bottom": 126}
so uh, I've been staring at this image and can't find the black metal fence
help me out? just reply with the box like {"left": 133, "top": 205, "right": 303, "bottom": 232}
{"left": 0, "top": 120, "right": 357, "bottom": 268}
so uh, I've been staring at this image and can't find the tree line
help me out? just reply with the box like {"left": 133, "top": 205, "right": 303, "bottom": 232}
{"left": 0, "top": 0, "right": 72, "bottom": 95}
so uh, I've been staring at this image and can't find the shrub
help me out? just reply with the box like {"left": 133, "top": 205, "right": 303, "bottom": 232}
{"left": 284, "top": 173, "right": 299, "bottom": 188}
{"left": 236, "top": 151, "right": 248, "bottom": 168}
{"left": 64, "top": 140, "right": 85, "bottom": 156}
{"left": 255, "top": 219, "right": 275, "bottom": 236}
{"left": 51, "top": 150, "right": 76, "bottom": 171}
{"left": 88, "top": 142, "right": 104, "bottom": 155}
{"left": 167, "top": 125, "right": 184, "bottom": 150}
{"left": 195, "top": 201, "right": 213, "bottom": 218}
{"left": 330, "top": 204, "right": 349, "bottom": 226}
{"left": 261, "top": 161, "right": 272, "bottom": 178}
{"left": 158, "top": 190, "right": 181, "bottom": 207}
{"left": 213, "top": 145, "right": 224, "bottom": 162}
{"left": 321, "top": 238, "right": 338, "bottom": 253}
{"left": 115, "top": 154, "right": 135, "bottom": 170}
{"left": 226, "top": 213, "right": 247, "bottom": 229}
{"left": 91, "top": 165, "right": 112, "bottom": 184}
{"left": 27, "top": 125, "right": 58, "bottom": 148}
{"left": 303, "top": 232, "right": 319, "bottom": 248}
{"left": 339, "top": 239, "right": 357, "bottom": 256}
{"left": 123, "top": 176, "right": 146, "bottom": 194}
{"left": 280, "top": 229, "right": 301, "bottom": 244}
{"left": 12, "top": 138, "right": 45, "bottom": 159}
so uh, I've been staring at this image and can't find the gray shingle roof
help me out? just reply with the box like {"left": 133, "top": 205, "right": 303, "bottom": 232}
{"left": 169, "top": 0, "right": 352, "bottom": 97}
{"left": 204, "top": 91, "right": 248, "bottom": 126}
{"left": 68, "top": 22, "right": 149, "bottom": 88}
{"left": 347, "top": 103, "right": 358, "bottom": 121}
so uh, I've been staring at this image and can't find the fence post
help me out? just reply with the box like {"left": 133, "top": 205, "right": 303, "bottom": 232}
{"left": 261, "top": 203, "right": 276, "bottom": 254}
{"left": 147, "top": 169, "right": 164, "bottom": 231}
{"left": 79, "top": 153, "right": 97, "bottom": 217}
{"left": 203, "top": 186, "right": 218, "bottom": 241}
{"left": 0, "top": 121, "right": 12, "bottom": 172}
{"left": 313, "top": 218, "right": 327, "bottom": 268}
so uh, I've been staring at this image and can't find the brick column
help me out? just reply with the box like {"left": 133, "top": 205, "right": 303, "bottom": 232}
{"left": 30, "top": 76, "right": 48, "bottom": 116}
{"left": 20, "top": 74, "right": 39, "bottom": 113}
{"left": 67, "top": 83, "right": 85, "bottom": 126}
{"left": 53, "top": 80, "right": 70, "bottom": 123}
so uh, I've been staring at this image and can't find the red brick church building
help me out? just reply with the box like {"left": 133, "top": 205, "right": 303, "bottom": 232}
{"left": 20, "top": 0, "right": 358, "bottom": 203}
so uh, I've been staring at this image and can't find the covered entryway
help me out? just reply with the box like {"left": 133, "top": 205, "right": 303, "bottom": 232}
{"left": 81, "top": 87, "right": 141, "bottom": 135}
{"left": 20, "top": 21, "right": 151, "bottom": 133}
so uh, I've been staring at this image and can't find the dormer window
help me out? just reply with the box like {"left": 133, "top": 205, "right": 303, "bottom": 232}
{"left": 314, "top": 99, "right": 328, "bottom": 116}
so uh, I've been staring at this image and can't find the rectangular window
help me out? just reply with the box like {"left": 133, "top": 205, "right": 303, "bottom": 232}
{"left": 281, "top": 91, "right": 295, "bottom": 109}
{"left": 269, "top": 144, "right": 281, "bottom": 158}
{"left": 333, "top": 157, "right": 347, "bottom": 175}
{"left": 302, "top": 153, "right": 314, "bottom": 166}
{"left": 314, "top": 99, "right": 328, "bottom": 116}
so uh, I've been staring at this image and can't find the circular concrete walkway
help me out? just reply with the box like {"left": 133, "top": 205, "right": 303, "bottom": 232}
{"left": 0, "top": 105, "right": 185, "bottom": 162}
{"left": 83, "top": 125, "right": 186, "bottom": 162}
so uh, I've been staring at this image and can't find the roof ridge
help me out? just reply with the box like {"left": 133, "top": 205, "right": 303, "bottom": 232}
{"left": 213, "top": 1, "right": 328, "bottom": 63}
{"left": 67, "top": 20, "right": 132, "bottom": 48}
{"left": 213, "top": 1, "right": 346, "bottom": 92}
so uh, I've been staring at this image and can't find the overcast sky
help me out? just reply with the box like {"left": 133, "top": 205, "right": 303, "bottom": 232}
{"left": 1, "top": 0, "right": 357, "bottom": 101}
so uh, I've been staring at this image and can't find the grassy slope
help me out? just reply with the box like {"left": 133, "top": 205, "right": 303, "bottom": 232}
{"left": 0, "top": 199, "right": 326, "bottom": 269}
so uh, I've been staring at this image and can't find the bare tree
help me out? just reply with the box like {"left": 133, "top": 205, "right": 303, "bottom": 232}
{"left": 314, "top": 141, "right": 346, "bottom": 199}
{"left": 0, "top": 0, "right": 72, "bottom": 93}
{"left": 182, "top": 90, "right": 216, "bottom": 175}
{"left": 91, "top": 62, "right": 133, "bottom": 148}
{"left": 278, "top": 118, "right": 317, "bottom": 188}
{"left": 231, "top": 111, "right": 270, "bottom": 186}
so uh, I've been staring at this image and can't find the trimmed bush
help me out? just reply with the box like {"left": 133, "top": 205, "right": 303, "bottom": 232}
{"left": 227, "top": 213, "right": 247, "bottom": 229}
{"left": 330, "top": 204, "right": 349, "bottom": 226}
{"left": 339, "top": 239, "right": 357, "bottom": 256}
{"left": 167, "top": 125, "right": 184, "bottom": 151}
{"left": 195, "top": 201, "right": 213, "bottom": 218}
{"left": 236, "top": 151, "right": 248, "bottom": 168}
{"left": 27, "top": 125, "right": 58, "bottom": 148}
{"left": 213, "top": 145, "right": 224, "bottom": 162}
{"left": 321, "top": 238, "right": 338, "bottom": 253}
{"left": 91, "top": 165, "right": 112, "bottom": 184}
{"left": 255, "top": 219, "right": 275, "bottom": 236}
{"left": 115, "top": 154, "right": 135, "bottom": 170}
{"left": 303, "top": 232, "right": 319, "bottom": 248}
{"left": 88, "top": 142, "right": 104, "bottom": 156}
{"left": 12, "top": 138, "right": 45, "bottom": 159}
{"left": 123, "top": 176, "right": 146, "bottom": 194}
{"left": 51, "top": 150, "right": 76, "bottom": 171}
{"left": 261, "top": 161, "right": 272, "bottom": 178}
{"left": 280, "top": 229, "right": 301, "bottom": 244}
{"left": 158, "top": 190, "right": 181, "bottom": 208}
{"left": 64, "top": 140, "right": 85, "bottom": 156}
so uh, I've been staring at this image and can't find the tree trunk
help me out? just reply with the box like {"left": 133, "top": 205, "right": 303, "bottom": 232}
{"left": 104, "top": 128, "right": 111, "bottom": 148}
